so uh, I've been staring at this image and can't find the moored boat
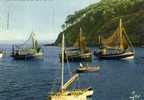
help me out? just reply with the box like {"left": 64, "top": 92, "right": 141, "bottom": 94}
{"left": 11, "top": 32, "right": 43, "bottom": 60}
{"left": 94, "top": 19, "right": 135, "bottom": 60}
{"left": 48, "top": 34, "right": 94, "bottom": 100}
{"left": 60, "top": 28, "right": 92, "bottom": 62}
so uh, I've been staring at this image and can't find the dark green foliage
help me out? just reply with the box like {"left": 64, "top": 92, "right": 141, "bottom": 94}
{"left": 55, "top": 0, "right": 144, "bottom": 46}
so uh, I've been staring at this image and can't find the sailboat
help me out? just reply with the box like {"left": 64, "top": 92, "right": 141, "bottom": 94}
{"left": 48, "top": 34, "right": 93, "bottom": 100}
{"left": 11, "top": 32, "right": 43, "bottom": 60}
{"left": 60, "top": 28, "right": 92, "bottom": 62}
{"left": 94, "top": 19, "right": 134, "bottom": 60}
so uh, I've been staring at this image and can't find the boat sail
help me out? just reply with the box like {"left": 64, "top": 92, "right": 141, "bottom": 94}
{"left": 61, "top": 28, "right": 92, "bottom": 62}
{"left": 48, "top": 34, "right": 93, "bottom": 100}
{"left": 11, "top": 32, "right": 43, "bottom": 60}
{"left": 94, "top": 19, "right": 134, "bottom": 59}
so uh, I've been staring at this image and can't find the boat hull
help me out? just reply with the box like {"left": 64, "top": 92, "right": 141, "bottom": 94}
{"left": 94, "top": 51, "right": 134, "bottom": 60}
{"left": 48, "top": 89, "right": 93, "bottom": 100}
{"left": 11, "top": 52, "right": 43, "bottom": 60}
{"left": 60, "top": 53, "right": 92, "bottom": 62}
{"left": 76, "top": 66, "right": 100, "bottom": 73}
{"left": 65, "top": 53, "right": 92, "bottom": 62}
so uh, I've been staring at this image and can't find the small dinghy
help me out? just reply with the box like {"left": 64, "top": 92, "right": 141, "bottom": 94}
{"left": 75, "top": 63, "right": 100, "bottom": 73}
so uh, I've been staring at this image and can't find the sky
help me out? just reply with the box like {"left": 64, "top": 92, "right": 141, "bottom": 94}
{"left": 0, "top": 0, "right": 100, "bottom": 43}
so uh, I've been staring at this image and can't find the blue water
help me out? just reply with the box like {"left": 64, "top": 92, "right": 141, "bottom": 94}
{"left": 0, "top": 44, "right": 144, "bottom": 100}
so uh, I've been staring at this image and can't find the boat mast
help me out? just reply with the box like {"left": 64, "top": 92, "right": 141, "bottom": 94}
{"left": 12, "top": 45, "right": 15, "bottom": 55}
{"left": 119, "top": 19, "right": 123, "bottom": 50}
{"left": 79, "top": 28, "right": 82, "bottom": 49}
{"left": 61, "top": 34, "right": 65, "bottom": 91}
{"left": 7, "top": 12, "right": 10, "bottom": 30}
{"left": 99, "top": 35, "right": 101, "bottom": 48}
{"left": 32, "top": 32, "right": 36, "bottom": 49}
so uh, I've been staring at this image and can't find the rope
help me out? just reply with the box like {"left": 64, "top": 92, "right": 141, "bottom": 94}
{"left": 122, "top": 27, "right": 135, "bottom": 52}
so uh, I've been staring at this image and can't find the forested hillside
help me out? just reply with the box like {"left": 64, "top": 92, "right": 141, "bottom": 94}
{"left": 55, "top": 0, "right": 144, "bottom": 46}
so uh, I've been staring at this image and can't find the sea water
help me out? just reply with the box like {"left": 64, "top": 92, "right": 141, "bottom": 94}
{"left": 0, "top": 44, "right": 144, "bottom": 100}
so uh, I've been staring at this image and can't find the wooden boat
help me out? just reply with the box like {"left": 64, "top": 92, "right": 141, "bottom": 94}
{"left": 75, "top": 63, "right": 100, "bottom": 73}
{"left": 60, "top": 28, "right": 92, "bottom": 62}
{"left": 48, "top": 34, "right": 93, "bottom": 100}
{"left": 94, "top": 19, "right": 134, "bottom": 60}
{"left": 11, "top": 32, "right": 43, "bottom": 60}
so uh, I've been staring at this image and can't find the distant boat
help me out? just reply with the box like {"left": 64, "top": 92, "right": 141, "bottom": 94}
{"left": 129, "top": 91, "right": 141, "bottom": 100}
{"left": 0, "top": 50, "right": 3, "bottom": 58}
{"left": 60, "top": 28, "right": 92, "bottom": 62}
{"left": 48, "top": 34, "right": 93, "bottom": 100}
{"left": 141, "top": 45, "right": 144, "bottom": 48}
{"left": 75, "top": 63, "right": 100, "bottom": 73}
{"left": 11, "top": 32, "right": 43, "bottom": 60}
{"left": 94, "top": 19, "right": 134, "bottom": 60}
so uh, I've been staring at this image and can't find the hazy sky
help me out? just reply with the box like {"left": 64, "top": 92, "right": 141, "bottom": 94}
{"left": 0, "top": 0, "right": 100, "bottom": 43}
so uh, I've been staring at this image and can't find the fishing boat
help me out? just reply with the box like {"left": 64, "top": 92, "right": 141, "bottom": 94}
{"left": 11, "top": 32, "right": 43, "bottom": 60}
{"left": 94, "top": 19, "right": 134, "bottom": 60}
{"left": 75, "top": 63, "right": 100, "bottom": 73}
{"left": 60, "top": 28, "right": 92, "bottom": 62}
{"left": 48, "top": 34, "right": 93, "bottom": 100}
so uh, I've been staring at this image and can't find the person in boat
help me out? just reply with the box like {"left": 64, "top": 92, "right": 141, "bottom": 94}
{"left": 80, "top": 63, "right": 84, "bottom": 68}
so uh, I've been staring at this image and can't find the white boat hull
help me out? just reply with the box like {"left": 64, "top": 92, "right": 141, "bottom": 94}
{"left": 49, "top": 95, "right": 87, "bottom": 100}
{"left": 122, "top": 52, "right": 134, "bottom": 60}
{"left": 0, "top": 53, "right": 3, "bottom": 58}
{"left": 48, "top": 89, "right": 93, "bottom": 100}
